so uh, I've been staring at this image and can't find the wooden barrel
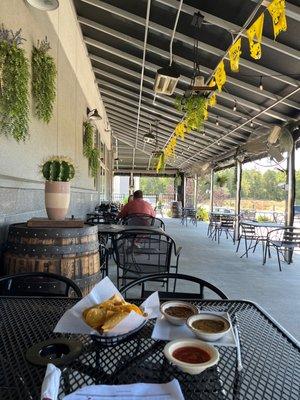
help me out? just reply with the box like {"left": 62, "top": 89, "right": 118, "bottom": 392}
{"left": 3, "top": 223, "right": 100, "bottom": 295}
{"left": 171, "top": 201, "right": 182, "bottom": 218}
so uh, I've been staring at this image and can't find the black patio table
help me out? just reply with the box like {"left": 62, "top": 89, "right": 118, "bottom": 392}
{"left": 97, "top": 224, "right": 164, "bottom": 235}
{"left": 0, "top": 297, "right": 299, "bottom": 400}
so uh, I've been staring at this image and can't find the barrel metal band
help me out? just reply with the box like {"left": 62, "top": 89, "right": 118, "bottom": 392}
{"left": 5, "top": 241, "right": 99, "bottom": 255}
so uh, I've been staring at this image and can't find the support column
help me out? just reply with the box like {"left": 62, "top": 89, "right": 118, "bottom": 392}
{"left": 129, "top": 172, "right": 134, "bottom": 195}
{"left": 209, "top": 169, "right": 214, "bottom": 213}
{"left": 285, "top": 139, "right": 296, "bottom": 263}
{"left": 193, "top": 174, "right": 198, "bottom": 209}
{"left": 176, "top": 172, "right": 185, "bottom": 207}
{"left": 234, "top": 160, "right": 242, "bottom": 241}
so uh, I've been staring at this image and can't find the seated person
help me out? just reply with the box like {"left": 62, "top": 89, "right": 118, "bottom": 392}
{"left": 118, "top": 190, "right": 155, "bottom": 220}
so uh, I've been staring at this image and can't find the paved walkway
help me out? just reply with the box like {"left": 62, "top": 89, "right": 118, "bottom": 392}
{"left": 163, "top": 217, "right": 300, "bottom": 342}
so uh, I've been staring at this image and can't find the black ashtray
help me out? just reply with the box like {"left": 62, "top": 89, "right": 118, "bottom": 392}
{"left": 26, "top": 338, "right": 82, "bottom": 367}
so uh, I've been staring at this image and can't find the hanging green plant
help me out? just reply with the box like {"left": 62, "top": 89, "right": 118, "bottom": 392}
{"left": 174, "top": 94, "right": 207, "bottom": 132}
{"left": 82, "top": 120, "right": 100, "bottom": 178}
{"left": 156, "top": 151, "right": 165, "bottom": 173}
{"left": 32, "top": 37, "right": 56, "bottom": 123}
{"left": 89, "top": 147, "right": 100, "bottom": 178}
{"left": 215, "top": 174, "right": 228, "bottom": 187}
{"left": 0, "top": 26, "right": 29, "bottom": 141}
{"left": 83, "top": 121, "right": 94, "bottom": 158}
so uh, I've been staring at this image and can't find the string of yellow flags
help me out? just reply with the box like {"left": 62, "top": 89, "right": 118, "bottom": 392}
{"left": 156, "top": 0, "right": 287, "bottom": 172}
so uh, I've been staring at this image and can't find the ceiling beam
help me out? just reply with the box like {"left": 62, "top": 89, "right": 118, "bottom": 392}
{"left": 91, "top": 57, "right": 270, "bottom": 127}
{"left": 80, "top": 18, "right": 300, "bottom": 113}
{"left": 80, "top": 1, "right": 299, "bottom": 87}
{"left": 101, "top": 85, "right": 248, "bottom": 148}
{"left": 156, "top": 0, "right": 300, "bottom": 60}
{"left": 109, "top": 115, "right": 222, "bottom": 159}
{"left": 84, "top": 37, "right": 291, "bottom": 122}
{"left": 103, "top": 94, "right": 245, "bottom": 151}
{"left": 101, "top": 87, "right": 250, "bottom": 144}
{"left": 95, "top": 69, "right": 254, "bottom": 135}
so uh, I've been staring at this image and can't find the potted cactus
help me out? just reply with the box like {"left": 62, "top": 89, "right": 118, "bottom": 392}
{"left": 41, "top": 156, "right": 75, "bottom": 220}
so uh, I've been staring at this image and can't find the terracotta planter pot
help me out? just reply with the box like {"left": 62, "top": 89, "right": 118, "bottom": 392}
{"left": 45, "top": 181, "right": 70, "bottom": 221}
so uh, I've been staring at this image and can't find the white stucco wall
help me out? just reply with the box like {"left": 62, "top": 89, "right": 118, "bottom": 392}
{"left": 0, "top": 0, "right": 111, "bottom": 191}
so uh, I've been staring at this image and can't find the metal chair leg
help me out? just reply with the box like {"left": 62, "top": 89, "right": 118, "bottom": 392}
{"left": 236, "top": 238, "right": 241, "bottom": 253}
{"left": 276, "top": 248, "right": 282, "bottom": 271}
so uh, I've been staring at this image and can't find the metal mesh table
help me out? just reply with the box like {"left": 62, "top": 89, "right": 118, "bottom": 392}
{"left": 0, "top": 298, "right": 299, "bottom": 400}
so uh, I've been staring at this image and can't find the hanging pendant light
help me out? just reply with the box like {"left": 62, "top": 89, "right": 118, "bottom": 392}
{"left": 25, "top": 0, "right": 59, "bottom": 11}
{"left": 154, "top": 65, "right": 180, "bottom": 95}
{"left": 143, "top": 123, "right": 156, "bottom": 144}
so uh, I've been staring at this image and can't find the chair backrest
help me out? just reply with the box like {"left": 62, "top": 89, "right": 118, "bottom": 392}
{"left": 240, "top": 223, "right": 256, "bottom": 237}
{"left": 0, "top": 272, "right": 82, "bottom": 297}
{"left": 220, "top": 216, "right": 235, "bottom": 229}
{"left": 113, "top": 230, "right": 175, "bottom": 282}
{"left": 268, "top": 227, "right": 300, "bottom": 245}
{"left": 120, "top": 273, "right": 228, "bottom": 300}
{"left": 209, "top": 213, "right": 221, "bottom": 223}
{"left": 121, "top": 214, "right": 165, "bottom": 230}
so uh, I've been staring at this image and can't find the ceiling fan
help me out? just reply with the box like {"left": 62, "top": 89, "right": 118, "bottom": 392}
{"left": 239, "top": 122, "right": 297, "bottom": 163}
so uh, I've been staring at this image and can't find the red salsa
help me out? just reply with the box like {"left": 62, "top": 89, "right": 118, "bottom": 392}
{"left": 172, "top": 346, "right": 211, "bottom": 364}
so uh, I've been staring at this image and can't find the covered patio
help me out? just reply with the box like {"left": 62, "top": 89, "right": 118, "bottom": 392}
{"left": 0, "top": 0, "right": 299, "bottom": 399}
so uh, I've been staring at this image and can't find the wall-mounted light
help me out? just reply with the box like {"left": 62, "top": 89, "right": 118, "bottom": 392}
{"left": 215, "top": 116, "right": 219, "bottom": 126}
{"left": 154, "top": 65, "right": 180, "bottom": 95}
{"left": 25, "top": 0, "right": 59, "bottom": 11}
{"left": 233, "top": 100, "right": 237, "bottom": 112}
{"left": 87, "top": 107, "right": 102, "bottom": 121}
{"left": 259, "top": 76, "right": 263, "bottom": 91}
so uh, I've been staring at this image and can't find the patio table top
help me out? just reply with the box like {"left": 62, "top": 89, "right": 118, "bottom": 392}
{"left": 241, "top": 221, "right": 284, "bottom": 229}
{"left": 97, "top": 224, "right": 165, "bottom": 235}
{"left": 0, "top": 297, "right": 299, "bottom": 400}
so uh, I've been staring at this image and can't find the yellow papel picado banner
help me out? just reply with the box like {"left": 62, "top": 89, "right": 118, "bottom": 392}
{"left": 156, "top": 0, "right": 288, "bottom": 172}
{"left": 268, "top": 0, "right": 287, "bottom": 39}
{"left": 228, "top": 38, "right": 242, "bottom": 72}
{"left": 246, "top": 13, "right": 264, "bottom": 60}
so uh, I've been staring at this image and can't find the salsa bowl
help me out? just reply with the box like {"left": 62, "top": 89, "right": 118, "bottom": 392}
{"left": 164, "top": 338, "right": 219, "bottom": 375}
{"left": 160, "top": 301, "right": 198, "bottom": 326}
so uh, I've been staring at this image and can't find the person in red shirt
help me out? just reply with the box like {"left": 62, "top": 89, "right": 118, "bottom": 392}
{"left": 118, "top": 190, "right": 155, "bottom": 219}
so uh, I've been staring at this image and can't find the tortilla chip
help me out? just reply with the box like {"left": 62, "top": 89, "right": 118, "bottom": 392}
{"left": 84, "top": 307, "right": 107, "bottom": 328}
{"left": 101, "top": 311, "right": 129, "bottom": 332}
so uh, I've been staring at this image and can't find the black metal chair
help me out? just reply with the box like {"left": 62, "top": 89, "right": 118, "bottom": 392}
{"left": 113, "top": 229, "right": 181, "bottom": 289}
{"left": 236, "top": 222, "right": 259, "bottom": 257}
{"left": 120, "top": 214, "right": 165, "bottom": 230}
{"left": 0, "top": 272, "right": 82, "bottom": 297}
{"left": 120, "top": 273, "right": 228, "bottom": 300}
{"left": 207, "top": 213, "right": 221, "bottom": 237}
{"left": 266, "top": 227, "right": 300, "bottom": 271}
{"left": 214, "top": 216, "right": 235, "bottom": 244}
{"left": 99, "top": 242, "right": 109, "bottom": 278}
{"left": 181, "top": 208, "right": 197, "bottom": 227}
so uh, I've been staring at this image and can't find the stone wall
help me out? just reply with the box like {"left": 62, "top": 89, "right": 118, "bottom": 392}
{"left": 0, "top": 0, "right": 112, "bottom": 250}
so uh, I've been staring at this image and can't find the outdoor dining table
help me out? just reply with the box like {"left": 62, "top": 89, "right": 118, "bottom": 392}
{"left": 240, "top": 220, "right": 284, "bottom": 263}
{"left": 97, "top": 224, "right": 164, "bottom": 236}
{"left": 0, "top": 296, "right": 299, "bottom": 400}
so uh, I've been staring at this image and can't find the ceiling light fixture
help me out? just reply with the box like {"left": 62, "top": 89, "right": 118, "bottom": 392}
{"left": 250, "top": 120, "right": 254, "bottom": 128}
{"left": 215, "top": 117, "right": 219, "bottom": 126}
{"left": 154, "top": 65, "right": 180, "bottom": 95}
{"left": 25, "top": 0, "right": 59, "bottom": 10}
{"left": 87, "top": 108, "right": 102, "bottom": 121}
{"left": 259, "top": 76, "right": 263, "bottom": 91}
{"left": 233, "top": 100, "right": 237, "bottom": 112}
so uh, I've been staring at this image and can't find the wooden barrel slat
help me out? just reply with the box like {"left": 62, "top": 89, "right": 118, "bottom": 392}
{"left": 3, "top": 223, "right": 100, "bottom": 295}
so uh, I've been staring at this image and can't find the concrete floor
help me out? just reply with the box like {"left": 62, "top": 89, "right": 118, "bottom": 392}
{"left": 108, "top": 218, "right": 300, "bottom": 342}
{"left": 162, "top": 218, "right": 300, "bottom": 342}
